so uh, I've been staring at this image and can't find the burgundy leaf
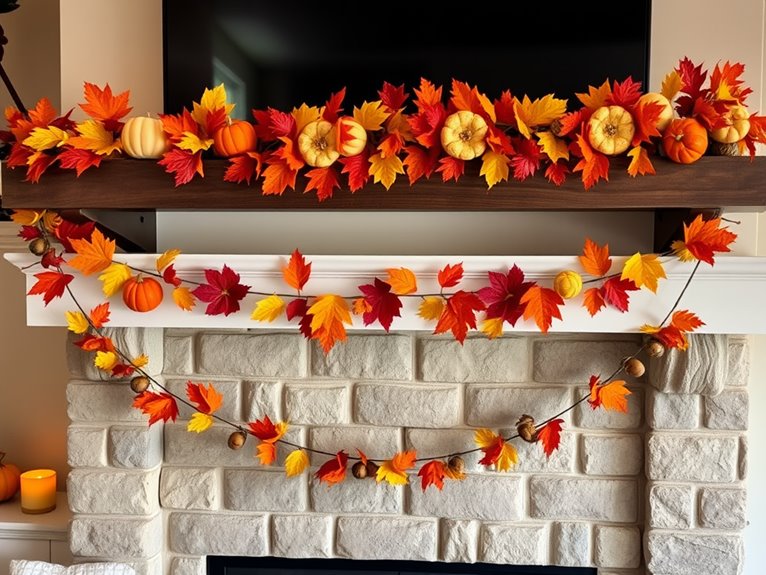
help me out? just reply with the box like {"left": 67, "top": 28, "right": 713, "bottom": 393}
{"left": 191, "top": 264, "right": 250, "bottom": 316}
{"left": 477, "top": 265, "right": 534, "bottom": 326}
{"left": 358, "top": 278, "right": 403, "bottom": 331}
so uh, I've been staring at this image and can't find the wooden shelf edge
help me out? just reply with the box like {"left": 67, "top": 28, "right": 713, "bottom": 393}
{"left": 2, "top": 156, "right": 765, "bottom": 211}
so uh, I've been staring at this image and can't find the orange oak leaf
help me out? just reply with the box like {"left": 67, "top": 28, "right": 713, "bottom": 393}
{"left": 579, "top": 238, "right": 612, "bottom": 277}
{"left": 304, "top": 166, "right": 340, "bottom": 202}
{"left": 520, "top": 285, "right": 564, "bottom": 333}
{"left": 573, "top": 132, "right": 609, "bottom": 190}
{"left": 276, "top": 137, "right": 306, "bottom": 171}
{"left": 386, "top": 267, "right": 417, "bottom": 295}
{"left": 537, "top": 419, "right": 564, "bottom": 457}
{"left": 671, "top": 215, "right": 737, "bottom": 265}
{"left": 418, "top": 460, "right": 447, "bottom": 491}
{"left": 315, "top": 451, "right": 348, "bottom": 485}
{"left": 436, "top": 156, "right": 465, "bottom": 182}
{"left": 376, "top": 450, "right": 417, "bottom": 486}
{"left": 556, "top": 109, "right": 588, "bottom": 137}
{"left": 248, "top": 415, "right": 287, "bottom": 443}
{"left": 434, "top": 290, "right": 486, "bottom": 344}
{"left": 186, "top": 381, "right": 223, "bottom": 414}
{"left": 438, "top": 262, "right": 464, "bottom": 288}
{"left": 627, "top": 146, "right": 656, "bottom": 177}
{"left": 283, "top": 249, "right": 311, "bottom": 292}
{"left": 68, "top": 228, "right": 115, "bottom": 275}
{"left": 308, "top": 295, "right": 352, "bottom": 353}
{"left": 28, "top": 271, "right": 74, "bottom": 306}
{"left": 588, "top": 376, "right": 631, "bottom": 413}
{"left": 79, "top": 83, "right": 132, "bottom": 131}
{"left": 132, "top": 391, "right": 178, "bottom": 425}
{"left": 88, "top": 302, "right": 111, "bottom": 329}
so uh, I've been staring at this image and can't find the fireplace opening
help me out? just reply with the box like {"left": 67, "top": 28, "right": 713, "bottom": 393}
{"left": 206, "top": 556, "right": 597, "bottom": 575}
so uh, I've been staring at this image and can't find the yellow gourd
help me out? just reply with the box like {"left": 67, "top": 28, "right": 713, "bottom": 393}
{"left": 121, "top": 116, "right": 171, "bottom": 159}
{"left": 440, "top": 111, "right": 488, "bottom": 160}
{"left": 587, "top": 105, "right": 635, "bottom": 155}
{"left": 710, "top": 104, "right": 750, "bottom": 144}
{"left": 297, "top": 120, "right": 339, "bottom": 167}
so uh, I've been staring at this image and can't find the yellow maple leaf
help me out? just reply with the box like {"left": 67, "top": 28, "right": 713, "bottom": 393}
{"left": 251, "top": 294, "right": 286, "bottom": 322}
{"left": 187, "top": 412, "right": 214, "bottom": 433}
{"left": 576, "top": 80, "right": 612, "bottom": 110}
{"left": 386, "top": 268, "right": 417, "bottom": 295}
{"left": 537, "top": 131, "right": 569, "bottom": 163}
{"left": 418, "top": 296, "right": 445, "bottom": 321}
{"left": 10, "top": 209, "right": 44, "bottom": 226}
{"left": 191, "top": 84, "right": 234, "bottom": 126}
{"left": 284, "top": 449, "right": 310, "bottom": 477}
{"left": 173, "top": 286, "right": 196, "bottom": 311}
{"left": 661, "top": 70, "right": 683, "bottom": 102}
{"left": 156, "top": 249, "right": 181, "bottom": 273}
{"left": 23, "top": 126, "right": 69, "bottom": 151}
{"left": 621, "top": 252, "right": 667, "bottom": 293}
{"left": 353, "top": 100, "right": 390, "bottom": 131}
{"left": 670, "top": 240, "right": 695, "bottom": 262}
{"left": 368, "top": 152, "right": 404, "bottom": 190}
{"left": 480, "top": 151, "right": 509, "bottom": 188}
{"left": 69, "top": 228, "right": 116, "bottom": 275}
{"left": 513, "top": 94, "right": 568, "bottom": 139}
{"left": 308, "top": 295, "right": 352, "bottom": 350}
{"left": 131, "top": 355, "right": 149, "bottom": 369}
{"left": 176, "top": 131, "right": 214, "bottom": 153}
{"left": 68, "top": 120, "right": 122, "bottom": 155}
{"left": 292, "top": 103, "right": 321, "bottom": 135}
{"left": 480, "top": 317, "right": 504, "bottom": 339}
{"left": 376, "top": 450, "right": 417, "bottom": 486}
{"left": 474, "top": 428, "right": 499, "bottom": 449}
{"left": 66, "top": 311, "right": 89, "bottom": 334}
{"left": 98, "top": 263, "right": 132, "bottom": 297}
{"left": 495, "top": 442, "right": 519, "bottom": 472}
{"left": 94, "top": 350, "right": 118, "bottom": 372}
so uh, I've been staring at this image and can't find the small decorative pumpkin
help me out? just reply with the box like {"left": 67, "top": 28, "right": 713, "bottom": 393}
{"left": 335, "top": 116, "right": 368, "bottom": 156}
{"left": 440, "top": 111, "right": 488, "bottom": 160}
{"left": 297, "top": 119, "right": 339, "bottom": 167}
{"left": 213, "top": 120, "right": 257, "bottom": 157}
{"left": 122, "top": 275, "right": 164, "bottom": 312}
{"left": 662, "top": 118, "right": 708, "bottom": 164}
{"left": 710, "top": 104, "right": 750, "bottom": 144}
{"left": 0, "top": 451, "right": 21, "bottom": 502}
{"left": 587, "top": 105, "right": 635, "bottom": 155}
{"left": 637, "top": 92, "right": 674, "bottom": 132}
{"left": 121, "top": 116, "right": 171, "bottom": 159}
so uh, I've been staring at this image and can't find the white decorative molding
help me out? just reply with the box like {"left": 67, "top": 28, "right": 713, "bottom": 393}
{"left": 6, "top": 253, "right": 766, "bottom": 334}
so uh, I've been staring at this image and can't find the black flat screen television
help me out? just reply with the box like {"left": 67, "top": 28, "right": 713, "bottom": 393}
{"left": 162, "top": 0, "right": 652, "bottom": 118}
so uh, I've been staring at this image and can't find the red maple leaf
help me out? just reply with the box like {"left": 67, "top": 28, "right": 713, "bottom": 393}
{"left": 477, "top": 265, "right": 534, "bottom": 326}
{"left": 379, "top": 82, "right": 408, "bottom": 112}
{"left": 675, "top": 57, "right": 710, "bottom": 117}
{"left": 18, "top": 225, "right": 41, "bottom": 241}
{"left": 57, "top": 148, "right": 102, "bottom": 177}
{"left": 587, "top": 375, "right": 603, "bottom": 409}
{"left": 26, "top": 153, "right": 56, "bottom": 183}
{"left": 224, "top": 152, "right": 262, "bottom": 185}
{"left": 600, "top": 277, "right": 639, "bottom": 313}
{"left": 403, "top": 145, "right": 439, "bottom": 185}
{"left": 248, "top": 415, "right": 282, "bottom": 441}
{"left": 54, "top": 219, "right": 96, "bottom": 253}
{"left": 418, "top": 460, "right": 447, "bottom": 492}
{"left": 40, "top": 248, "right": 65, "bottom": 269}
{"left": 339, "top": 149, "right": 371, "bottom": 192}
{"left": 304, "top": 166, "right": 340, "bottom": 202}
{"left": 409, "top": 104, "right": 447, "bottom": 148}
{"left": 285, "top": 298, "right": 308, "bottom": 321}
{"left": 162, "top": 264, "right": 182, "bottom": 287}
{"left": 111, "top": 363, "right": 137, "bottom": 378}
{"left": 743, "top": 114, "right": 766, "bottom": 158}
{"left": 133, "top": 391, "right": 178, "bottom": 425}
{"left": 436, "top": 156, "right": 465, "bottom": 182}
{"left": 7, "top": 143, "right": 31, "bottom": 168}
{"left": 74, "top": 334, "right": 113, "bottom": 352}
{"left": 28, "top": 271, "right": 74, "bottom": 305}
{"left": 315, "top": 451, "right": 348, "bottom": 485}
{"left": 434, "top": 290, "right": 486, "bottom": 344}
{"left": 607, "top": 77, "right": 643, "bottom": 109}
{"left": 692, "top": 98, "right": 729, "bottom": 131}
{"left": 510, "top": 137, "right": 542, "bottom": 180}
{"left": 158, "top": 149, "right": 204, "bottom": 186}
{"left": 486, "top": 125, "right": 515, "bottom": 155}
{"left": 556, "top": 109, "right": 587, "bottom": 137}
{"left": 358, "top": 278, "right": 403, "bottom": 332}
{"left": 268, "top": 108, "right": 296, "bottom": 139}
{"left": 537, "top": 419, "right": 564, "bottom": 457}
{"left": 478, "top": 436, "right": 505, "bottom": 467}
{"left": 545, "top": 161, "right": 569, "bottom": 186}
{"left": 322, "top": 88, "right": 346, "bottom": 123}
{"left": 438, "top": 262, "right": 464, "bottom": 288}
{"left": 494, "top": 90, "right": 515, "bottom": 125}
{"left": 631, "top": 100, "right": 664, "bottom": 145}
{"left": 191, "top": 264, "right": 250, "bottom": 316}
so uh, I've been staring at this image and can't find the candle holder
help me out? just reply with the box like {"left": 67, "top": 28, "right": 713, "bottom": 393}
{"left": 20, "top": 469, "right": 57, "bottom": 514}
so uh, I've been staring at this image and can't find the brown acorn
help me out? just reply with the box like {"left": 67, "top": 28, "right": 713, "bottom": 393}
{"left": 447, "top": 456, "right": 465, "bottom": 475}
{"left": 352, "top": 461, "right": 368, "bottom": 479}
{"left": 29, "top": 237, "right": 49, "bottom": 256}
{"left": 646, "top": 340, "right": 666, "bottom": 358}
{"left": 516, "top": 414, "right": 537, "bottom": 442}
{"left": 130, "top": 375, "right": 150, "bottom": 393}
{"left": 227, "top": 431, "right": 247, "bottom": 450}
{"left": 623, "top": 357, "right": 646, "bottom": 378}
{"left": 365, "top": 461, "right": 379, "bottom": 477}
{"left": 549, "top": 118, "right": 563, "bottom": 137}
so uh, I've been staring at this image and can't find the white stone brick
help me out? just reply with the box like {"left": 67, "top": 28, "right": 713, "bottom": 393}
{"left": 533, "top": 338, "right": 641, "bottom": 384}
{"left": 284, "top": 383, "right": 349, "bottom": 425}
{"left": 335, "top": 516, "right": 437, "bottom": 561}
{"left": 109, "top": 425, "right": 163, "bottom": 468}
{"left": 726, "top": 338, "right": 749, "bottom": 387}
{"left": 529, "top": 477, "right": 637, "bottom": 522}
{"left": 408, "top": 474, "right": 522, "bottom": 520}
{"left": 163, "top": 423, "right": 257, "bottom": 467}
{"left": 224, "top": 469, "right": 307, "bottom": 512}
{"left": 117, "top": 556, "right": 163, "bottom": 575}
{"left": 272, "top": 515, "right": 332, "bottom": 558}
{"left": 243, "top": 380, "right": 282, "bottom": 421}
{"left": 648, "top": 334, "right": 727, "bottom": 396}
{"left": 311, "top": 426, "right": 401, "bottom": 458}
{"left": 704, "top": 389, "right": 748, "bottom": 430}
{"left": 68, "top": 425, "right": 107, "bottom": 467}
{"left": 67, "top": 381, "right": 145, "bottom": 422}
{"left": 479, "top": 524, "right": 547, "bottom": 565}
{"left": 164, "top": 335, "right": 193, "bottom": 375}
{"left": 647, "top": 433, "right": 738, "bottom": 482}
{"left": 67, "top": 328, "right": 164, "bottom": 379}
{"left": 699, "top": 487, "right": 747, "bottom": 529}
{"left": 68, "top": 469, "right": 159, "bottom": 515}
{"left": 594, "top": 525, "right": 640, "bottom": 569}
{"left": 160, "top": 467, "right": 220, "bottom": 510}
{"left": 198, "top": 333, "right": 306, "bottom": 377}
{"left": 354, "top": 383, "right": 460, "bottom": 427}
{"left": 648, "top": 483, "right": 693, "bottom": 529}
{"left": 648, "top": 390, "right": 700, "bottom": 429}
{"left": 418, "top": 337, "right": 528, "bottom": 382}
{"left": 165, "top": 378, "right": 242, "bottom": 422}
{"left": 405, "top": 429, "right": 482, "bottom": 472}
{"left": 581, "top": 434, "right": 643, "bottom": 476}
{"left": 170, "top": 557, "right": 204, "bottom": 575}
{"left": 310, "top": 475, "right": 402, "bottom": 514}
{"left": 440, "top": 519, "right": 478, "bottom": 563}
{"left": 465, "top": 386, "right": 572, "bottom": 427}
{"left": 312, "top": 334, "right": 412, "bottom": 380}
{"left": 740, "top": 436, "right": 748, "bottom": 480}
{"left": 646, "top": 532, "right": 743, "bottom": 575}
{"left": 574, "top": 387, "right": 643, "bottom": 429}
{"left": 70, "top": 515, "right": 162, "bottom": 558}
{"left": 551, "top": 522, "right": 591, "bottom": 567}
{"left": 507, "top": 431, "right": 576, "bottom": 473}
{"left": 169, "top": 512, "right": 268, "bottom": 556}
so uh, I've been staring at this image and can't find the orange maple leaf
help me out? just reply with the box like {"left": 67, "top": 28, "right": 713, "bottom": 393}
{"left": 574, "top": 132, "right": 610, "bottom": 190}
{"left": 160, "top": 109, "right": 199, "bottom": 143}
{"left": 436, "top": 156, "right": 465, "bottom": 182}
{"left": 376, "top": 450, "right": 417, "bottom": 485}
{"left": 28, "top": 271, "right": 74, "bottom": 306}
{"left": 186, "top": 381, "right": 223, "bottom": 414}
{"left": 304, "top": 166, "right": 340, "bottom": 202}
{"left": 256, "top": 443, "right": 277, "bottom": 465}
{"left": 261, "top": 156, "right": 298, "bottom": 196}
{"left": 308, "top": 295, "right": 352, "bottom": 353}
{"left": 520, "top": 285, "right": 564, "bottom": 333}
{"left": 670, "top": 309, "right": 705, "bottom": 332}
{"left": 413, "top": 78, "right": 443, "bottom": 110}
{"left": 588, "top": 376, "right": 631, "bottom": 413}
{"left": 437, "top": 263, "right": 463, "bottom": 288}
{"left": 68, "top": 228, "right": 115, "bottom": 275}
{"left": 640, "top": 309, "right": 705, "bottom": 351}
{"left": 537, "top": 419, "right": 564, "bottom": 457}
{"left": 315, "top": 451, "right": 348, "bottom": 485}
{"left": 386, "top": 268, "right": 417, "bottom": 295}
{"left": 434, "top": 290, "right": 486, "bottom": 344}
{"left": 582, "top": 287, "right": 606, "bottom": 317}
{"left": 576, "top": 80, "right": 612, "bottom": 110}
{"left": 403, "top": 145, "right": 439, "bottom": 185}
{"left": 132, "top": 391, "right": 178, "bottom": 425}
{"left": 579, "top": 238, "right": 612, "bottom": 277}
{"left": 282, "top": 249, "right": 311, "bottom": 292}
{"left": 671, "top": 215, "right": 737, "bottom": 265}
{"left": 79, "top": 83, "right": 132, "bottom": 130}
{"left": 418, "top": 460, "right": 447, "bottom": 491}
{"left": 89, "top": 302, "right": 111, "bottom": 329}
{"left": 627, "top": 146, "right": 656, "bottom": 177}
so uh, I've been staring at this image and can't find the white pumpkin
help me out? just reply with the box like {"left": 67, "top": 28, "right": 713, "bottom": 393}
{"left": 121, "top": 116, "right": 171, "bottom": 159}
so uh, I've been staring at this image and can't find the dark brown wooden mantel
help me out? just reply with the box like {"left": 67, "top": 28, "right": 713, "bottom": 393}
{"left": 2, "top": 156, "right": 765, "bottom": 211}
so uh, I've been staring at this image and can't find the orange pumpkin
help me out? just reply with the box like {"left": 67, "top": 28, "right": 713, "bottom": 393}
{"left": 213, "top": 120, "right": 257, "bottom": 157}
{"left": 122, "top": 275, "right": 164, "bottom": 312}
{"left": 0, "top": 451, "right": 21, "bottom": 502}
{"left": 662, "top": 118, "right": 708, "bottom": 164}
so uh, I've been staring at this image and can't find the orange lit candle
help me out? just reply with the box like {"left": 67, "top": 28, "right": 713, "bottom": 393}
{"left": 20, "top": 469, "right": 57, "bottom": 514}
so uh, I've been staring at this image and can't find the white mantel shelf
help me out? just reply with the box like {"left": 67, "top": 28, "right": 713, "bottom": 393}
{"left": 5, "top": 253, "right": 766, "bottom": 334}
